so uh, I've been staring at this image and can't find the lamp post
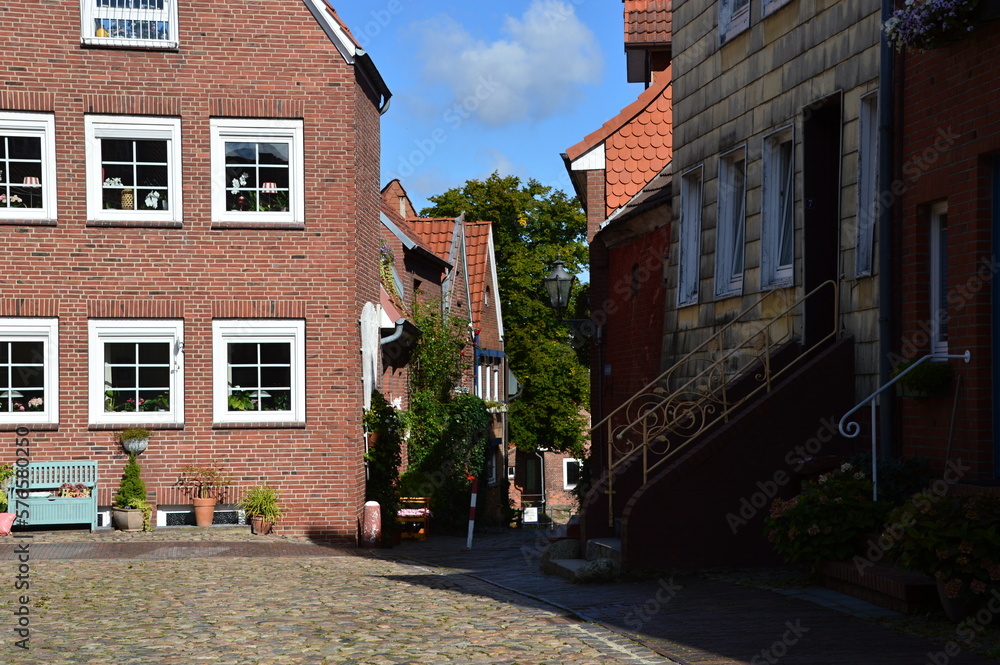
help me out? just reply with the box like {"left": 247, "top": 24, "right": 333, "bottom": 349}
{"left": 544, "top": 260, "right": 576, "bottom": 311}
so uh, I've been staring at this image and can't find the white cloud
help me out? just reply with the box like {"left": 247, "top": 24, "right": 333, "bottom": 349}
{"left": 413, "top": 0, "right": 603, "bottom": 126}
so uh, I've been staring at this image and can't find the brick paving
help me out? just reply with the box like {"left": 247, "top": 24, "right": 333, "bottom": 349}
{"left": 0, "top": 526, "right": 676, "bottom": 664}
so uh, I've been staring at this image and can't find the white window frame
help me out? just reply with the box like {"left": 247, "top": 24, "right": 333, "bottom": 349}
{"left": 720, "top": 0, "right": 751, "bottom": 44}
{"left": 563, "top": 458, "right": 583, "bottom": 490}
{"left": 0, "top": 318, "right": 59, "bottom": 425}
{"left": 930, "top": 202, "right": 948, "bottom": 355}
{"left": 212, "top": 319, "right": 306, "bottom": 424}
{"left": 88, "top": 319, "right": 184, "bottom": 425}
{"left": 716, "top": 147, "right": 747, "bottom": 298}
{"left": 678, "top": 166, "right": 704, "bottom": 307}
{"left": 0, "top": 113, "right": 58, "bottom": 222}
{"left": 761, "top": 127, "right": 795, "bottom": 288}
{"left": 856, "top": 93, "right": 879, "bottom": 278}
{"left": 84, "top": 115, "right": 182, "bottom": 224}
{"left": 210, "top": 118, "right": 305, "bottom": 225}
{"left": 80, "top": 0, "right": 179, "bottom": 50}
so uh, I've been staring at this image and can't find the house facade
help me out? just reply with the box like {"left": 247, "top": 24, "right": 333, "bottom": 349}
{"left": 893, "top": 13, "right": 1000, "bottom": 482}
{"left": 0, "top": 0, "right": 390, "bottom": 540}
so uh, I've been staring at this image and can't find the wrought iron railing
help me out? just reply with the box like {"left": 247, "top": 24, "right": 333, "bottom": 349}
{"left": 591, "top": 280, "right": 839, "bottom": 526}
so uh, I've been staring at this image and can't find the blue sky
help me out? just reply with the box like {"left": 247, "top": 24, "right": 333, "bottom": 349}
{"left": 335, "top": 0, "right": 641, "bottom": 213}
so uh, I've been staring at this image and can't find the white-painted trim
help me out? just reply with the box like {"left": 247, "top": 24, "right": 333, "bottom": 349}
{"left": 0, "top": 112, "right": 58, "bottom": 222}
{"left": 0, "top": 318, "right": 59, "bottom": 425}
{"left": 570, "top": 143, "right": 606, "bottom": 171}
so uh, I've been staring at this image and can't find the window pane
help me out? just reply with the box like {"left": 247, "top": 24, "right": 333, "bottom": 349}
{"left": 10, "top": 341, "right": 43, "bottom": 364}
{"left": 260, "top": 343, "right": 291, "bottom": 364}
{"left": 14, "top": 366, "right": 44, "bottom": 389}
{"left": 257, "top": 143, "right": 289, "bottom": 165}
{"left": 138, "top": 366, "right": 170, "bottom": 388}
{"left": 260, "top": 366, "right": 290, "bottom": 387}
{"left": 109, "top": 366, "right": 137, "bottom": 388}
{"left": 566, "top": 461, "right": 580, "bottom": 487}
{"left": 134, "top": 140, "right": 167, "bottom": 164}
{"left": 225, "top": 142, "right": 256, "bottom": 164}
{"left": 102, "top": 139, "right": 134, "bottom": 163}
{"left": 138, "top": 342, "right": 169, "bottom": 365}
{"left": 138, "top": 390, "right": 170, "bottom": 411}
{"left": 228, "top": 343, "right": 258, "bottom": 364}
{"left": 105, "top": 342, "right": 136, "bottom": 364}
{"left": 7, "top": 137, "right": 41, "bottom": 161}
{"left": 262, "top": 389, "right": 291, "bottom": 411}
{"left": 0, "top": 343, "right": 7, "bottom": 364}
{"left": 230, "top": 366, "right": 259, "bottom": 388}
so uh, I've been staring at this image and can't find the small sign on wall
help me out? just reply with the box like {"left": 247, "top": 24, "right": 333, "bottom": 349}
{"left": 523, "top": 507, "right": 538, "bottom": 524}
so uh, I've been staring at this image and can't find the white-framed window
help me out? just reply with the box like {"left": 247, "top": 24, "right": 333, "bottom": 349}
{"left": 88, "top": 319, "right": 183, "bottom": 425}
{"left": 762, "top": 0, "right": 792, "bottom": 17}
{"left": 0, "top": 113, "right": 57, "bottom": 222}
{"left": 761, "top": 127, "right": 795, "bottom": 288}
{"left": 716, "top": 148, "right": 747, "bottom": 298}
{"left": 930, "top": 202, "right": 948, "bottom": 355}
{"left": 856, "top": 93, "right": 879, "bottom": 278}
{"left": 85, "top": 116, "right": 182, "bottom": 223}
{"left": 213, "top": 319, "right": 305, "bottom": 424}
{"left": 0, "top": 319, "right": 59, "bottom": 425}
{"left": 720, "top": 0, "right": 751, "bottom": 44}
{"left": 81, "top": 0, "right": 179, "bottom": 49}
{"left": 210, "top": 118, "right": 305, "bottom": 224}
{"left": 678, "top": 166, "right": 704, "bottom": 307}
{"left": 563, "top": 458, "right": 583, "bottom": 490}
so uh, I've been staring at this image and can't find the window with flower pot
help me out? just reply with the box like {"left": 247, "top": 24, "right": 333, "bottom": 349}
{"left": 210, "top": 119, "right": 304, "bottom": 225}
{"left": 0, "top": 318, "right": 59, "bottom": 425}
{"left": 0, "top": 112, "right": 57, "bottom": 223}
{"left": 212, "top": 319, "right": 305, "bottom": 424}
{"left": 88, "top": 319, "right": 184, "bottom": 425}
{"left": 81, "top": 0, "right": 179, "bottom": 50}
{"left": 716, "top": 147, "right": 747, "bottom": 298}
{"left": 84, "top": 116, "right": 182, "bottom": 224}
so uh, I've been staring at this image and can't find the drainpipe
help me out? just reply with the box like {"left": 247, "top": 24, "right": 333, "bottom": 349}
{"left": 877, "top": 0, "right": 896, "bottom": 461}
{"left": 379, "top": 319, "right": 407, "bottom": 346}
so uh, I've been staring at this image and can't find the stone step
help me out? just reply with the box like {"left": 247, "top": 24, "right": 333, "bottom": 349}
{"left": 586, "top": 537, "right": 622, "bottom": 565}
{"left": 547, "top": 558, "right": 588, "bottom": 581}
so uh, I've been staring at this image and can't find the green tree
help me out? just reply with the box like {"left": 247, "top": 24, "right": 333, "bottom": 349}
{"left": 421, "top": 172, "right": 589, "bottom": 455}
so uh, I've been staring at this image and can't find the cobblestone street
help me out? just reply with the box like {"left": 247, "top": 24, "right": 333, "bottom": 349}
{"left": 1, "top": 531, "right": 672, "bottom": 665}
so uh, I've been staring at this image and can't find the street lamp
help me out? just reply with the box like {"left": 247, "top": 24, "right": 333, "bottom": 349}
{"left": 544, "top": 260, "right": 576, "bottom": 310}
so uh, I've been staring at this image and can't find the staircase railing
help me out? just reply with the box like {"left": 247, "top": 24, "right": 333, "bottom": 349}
{"left": 838, "top": 350, "right": 970, "bottom": 501}
{"left": 591, "top": 280, "right": 839, "bottom": 527}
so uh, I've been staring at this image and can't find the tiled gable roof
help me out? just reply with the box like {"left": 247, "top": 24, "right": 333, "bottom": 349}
{"left": 565, "top": 70, "right": 672, "bottom": 216}
{"left": 408, "top": 218, "right": 459, "bottom": 262}
{"left": 464, "top": 221, "right": 493, "bottom": 329}
{"left": 624, "top": 0, "right": 672, "bottom": 45}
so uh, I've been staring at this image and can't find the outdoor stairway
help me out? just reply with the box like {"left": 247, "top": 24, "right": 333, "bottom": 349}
{"left": 546, "top": 537, "right": 622, "bottom": 582}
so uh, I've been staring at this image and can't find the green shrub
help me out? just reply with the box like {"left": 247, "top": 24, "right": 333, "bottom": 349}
{"left": 114, "top": 453, "right": 147, "bottom": 509}
{"left": 364, "top": 390, "right": 403, "bottom": 540}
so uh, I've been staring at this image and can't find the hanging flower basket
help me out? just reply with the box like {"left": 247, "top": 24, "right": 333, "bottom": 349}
{"left": 883, "top": 0, "right": 979, "bottom": 52}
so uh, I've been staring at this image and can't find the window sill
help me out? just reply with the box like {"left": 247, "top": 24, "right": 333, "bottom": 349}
{"left": 0, "top": 422, "right": 58, "bottom": 431}
{"left": 211, "top": 221, "right": 306, "bottom": 231}
{"left": 88, "top": 422, "right": 184, "bottom": 431}
{"left": 761, "top": 279, "right": 794, "bottom": 291}
{"left": 213, "top": 421, "right": 306, "bottom": 430}
{"left": 87, "top": 220, "right": 183, "bottom": 229}
{"left": 81, "top": 41, "right": 179, "bottom": 52}
{"left": 0, "top": 219, "right": 57, "bottom": 227}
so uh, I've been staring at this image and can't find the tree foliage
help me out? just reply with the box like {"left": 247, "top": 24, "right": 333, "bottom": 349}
{"left": 421, "top": 172, "right": 589, "bottom": 455}
{"left": 364, "top": 389, "right": 403, "bottom": 539}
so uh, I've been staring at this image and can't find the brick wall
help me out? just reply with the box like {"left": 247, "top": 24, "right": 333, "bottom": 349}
{"left": 896, "top": 23, "right": 1000, "bottom": 481}
{"left": 0, "top": 0, "right": 385, "bottom": 539}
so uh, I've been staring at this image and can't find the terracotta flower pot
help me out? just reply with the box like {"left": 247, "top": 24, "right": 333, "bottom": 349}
{"left": 250, "top": 516, "right": 274, "bottom": 535}
{"left": 192, "top": 497, "right": 217, "bottom": 526}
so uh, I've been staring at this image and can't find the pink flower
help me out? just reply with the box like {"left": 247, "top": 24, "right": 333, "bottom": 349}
{"left": 971, "top": 580, "right": 987, "bottom": 594}
{"left": 28, "top": 397, "right": 42, "bottom": 408}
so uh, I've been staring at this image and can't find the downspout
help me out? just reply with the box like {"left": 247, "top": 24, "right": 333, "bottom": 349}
{"left": 380, "top": 319, "right": 407, "bottom": 346}
{"left": 877, "top": 0, "right": 896, "bottom": 460}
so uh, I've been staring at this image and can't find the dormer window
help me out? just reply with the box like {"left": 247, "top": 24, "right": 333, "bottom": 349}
{"left": 81, "top": 0, "right": 178, "bottom": 49}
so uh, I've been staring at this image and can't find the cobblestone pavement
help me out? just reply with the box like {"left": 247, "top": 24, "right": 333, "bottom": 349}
{"left": 387, "top": 530, "right": 1000, "bottom": 665}
{"left": 0, "top": 527, "right": 676, "bottom": 665}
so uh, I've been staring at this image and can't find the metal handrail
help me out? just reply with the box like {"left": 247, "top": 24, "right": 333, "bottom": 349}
{"left": 593, "top": 279, "right": 839, "bottom": 526}
{"left": 838, "top": 350, "right": 970, "bottom": 501}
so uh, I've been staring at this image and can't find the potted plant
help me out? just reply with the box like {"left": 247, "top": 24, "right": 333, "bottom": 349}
{"left": 884, "top": 490, "right": 1000, "bottom": 621}
{"left": 177, "top": 464, "right": 231, "bottom": 527}
{"left": 117, "top": 427, "right": 151, "bottom": 455}
{"left": 883, "top": 0, "right": 979, "bottom": 51}
{"left": 112, "top": 453, "right": 152, "bottom": 531}
{"left": 0, "top": 463, "right": 15, "bottom": 535}
{"left": 891, "top": 359, "right": 953, "bottom": 398}
{"left": 237, "top": 484, "right": 283, "bottom": 535}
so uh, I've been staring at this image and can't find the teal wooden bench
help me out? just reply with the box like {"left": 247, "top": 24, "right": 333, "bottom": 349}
{"left": 6, "top": 462, "right": 98, "bottom": 531}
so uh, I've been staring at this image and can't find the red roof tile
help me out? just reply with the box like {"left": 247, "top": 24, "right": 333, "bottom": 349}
{"left": 463, "top": 221, "right": 493, "bottom": 329}
{"left": 323, "top": 1, "right": 361, "bottom": 48}
{"left": 408, "top": 218, "right": 459, "bottom": 262}
{"left": 624, "top": 0, "right": 671, "bottom": 45}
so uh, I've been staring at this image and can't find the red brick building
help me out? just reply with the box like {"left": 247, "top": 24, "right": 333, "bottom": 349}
{"left": 895, "top": 13, "right": 1000, "bottom": 481}
{"left": 0, "top": 0, "right": 390, "bottom": 539}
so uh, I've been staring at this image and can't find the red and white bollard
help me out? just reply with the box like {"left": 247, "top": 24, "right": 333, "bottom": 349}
{"left": 465, "top": 478, "right": 478, "bottom": 550}
{"left": 361, "top": 500, "right": 381, "bottom": 548}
